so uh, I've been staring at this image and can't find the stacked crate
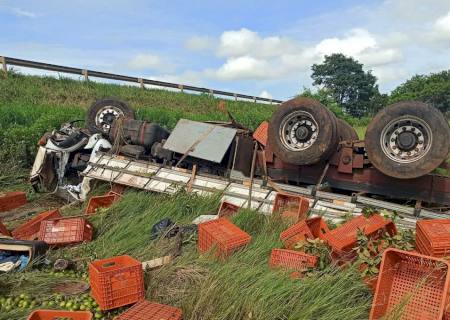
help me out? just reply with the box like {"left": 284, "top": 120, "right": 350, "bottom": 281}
{"left": 416, "top": 219, "right": 450, "bottom": 258}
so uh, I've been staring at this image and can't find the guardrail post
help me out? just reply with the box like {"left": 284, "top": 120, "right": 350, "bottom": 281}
{"left": 234, "top": 93, "right": 237, "bottom": 101}
{"left": 178, "top": 84, "right": 184, "bottom": 93}
{"left": 138, "top": 78, "right": 144, "bottom": 89}
{"left": 0, "top": 57, "right": 7, "bottom": 75}
{"left": 269, "top": 99, "right": 273, "bottom": 105}
{"left": 82, "top": 69, "right": 89, "bottom": 81}
{"left": 209, "top": 89, "right": 214, "bottom": 97}
{"left": 253, "top": 96, "right": 257, "bottom": 103}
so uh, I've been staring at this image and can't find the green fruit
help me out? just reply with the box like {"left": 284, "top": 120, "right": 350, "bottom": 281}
{"left": 4, "top": 305, "right": 11, "bottom": 312}
{"left": 79, "top": 305, "right": 86, "bottom": 311}
{"left": 94, "top": 313, "right": 102, "bottom": 319}
{"left": 59, "top": 301, "right": 66, "bottom": 308}
{"left": 48, "top": 301, "right": 55, "bottom": 307}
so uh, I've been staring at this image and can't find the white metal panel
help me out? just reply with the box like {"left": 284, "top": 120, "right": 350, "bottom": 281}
{"left": 163, "top": 119, "right": 237, "bottom": 163}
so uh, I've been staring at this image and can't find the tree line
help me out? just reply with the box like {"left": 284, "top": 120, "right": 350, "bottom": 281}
{"left": 301, "top": 53, "right": 449, "bottom": 119}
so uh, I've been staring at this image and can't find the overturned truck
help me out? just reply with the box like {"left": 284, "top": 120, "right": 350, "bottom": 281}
{"left": 30, "top": 97, "right": 450, "bottom": 215}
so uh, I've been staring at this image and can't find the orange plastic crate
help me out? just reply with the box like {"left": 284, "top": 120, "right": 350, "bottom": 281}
{"left": 272, "top": 192, "right": 310, "bottom": 223}
{"left": 28, "top": 310, "right": 92, "bottom": 320}
{"left": 85, "top": 193, "right": 121, "bottom": 215}
{"left": 280, "top": 217, "right": 329, "bottom": 249}
{"left": 416, "top": 219, "right": 450, "bottom": 258}
{"left": 0, "top": 191, "right": 27, "bottom": 212}
{"left": 269, "top": 248, "right": 317, "bottom": 272}
{"left": 217, "top": 201, "right": 240, "bottom": 219}
{"left": 39, "top": 217, "right": 93, "bottom": 246}
{"left": 89, "top": 255, "right": 145, "bottom": 310}
{"left": 253, "top": 121, "right": 269, "bottom": 146}
{"left": 12, "top": 209, "right": 61, "bottom": 240}
{"left": 198, "top": 218, "right": 251, "bottom": 258}
{"left": 116, "top": 300, "right": 182, "bottom": 320}
{"left": 0, "top": 219, "right": 10, "bottom": 236}
{"left": 305, "top": 217, "right": 329, "bottom": 239}
{"left": 323, "top": 214, "right": 396, "bottom": 252}
{"left": 370, "top": 248, "right": 450, "bottom": 320}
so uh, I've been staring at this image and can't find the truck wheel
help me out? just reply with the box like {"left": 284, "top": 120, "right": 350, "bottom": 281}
{"left": 268, "top": 97, "right": 338, "bottom": 165}
{"left": 365, "top": 101, "right": 450, "bottom": 179}
{"left": 336, "top": 118, "right": 359, "bottom": 142}
{"left": 86, "top": 98, "right": 135, "bottom": 134}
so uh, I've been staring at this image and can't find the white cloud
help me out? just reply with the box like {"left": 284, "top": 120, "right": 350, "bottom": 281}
{"left": 259, "top": 90, "right": 272, "bottom": 99}
{"left": 209, "top": 56, "right": 272, "bottom": 80}
{"left": 433, "top": 11, "right": 450, "bottom": 38}
{"left": 13, "top": 8, "right": 38, "bottom": 18}
{"left": 127, "top": 53, "right": 173, "bottom": 72}
{"left": 185, "top": 36, "right": 216, "bottom": 51}
{"left": 196, "top": 27, "right": 402, "bottom": 82}
{"left": 217, "top": 28, "right": 299, "bottom": 59}
{"left": 314, "top": 29, "right": 376, "bottom": 57}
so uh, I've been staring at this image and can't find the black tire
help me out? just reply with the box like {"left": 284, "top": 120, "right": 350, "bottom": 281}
{"left": 336, "top": 118, "right": 359, "bottom": 142}
{"left": 86, "top": 98, "right": 135, "bottom": 134}
{"left": 268, "top": 97, "right": 338, "bottom": 165}
{"left": 365, "top": 101, "right": 450, "bottom": 179}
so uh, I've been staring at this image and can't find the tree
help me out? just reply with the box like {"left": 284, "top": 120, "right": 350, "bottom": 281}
{"left": 389, "top": 71, "right": 450, "bottom": 114}
{"left": 311, "top": 54, "right": 379, "bottom": 118}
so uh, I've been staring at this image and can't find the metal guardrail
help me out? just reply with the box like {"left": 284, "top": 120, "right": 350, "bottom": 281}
{"left": 0, "top": 56, "right": 283, "bottom": 104}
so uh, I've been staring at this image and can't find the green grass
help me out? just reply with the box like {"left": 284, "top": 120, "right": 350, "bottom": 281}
{"left": 1, "top": 190, "right": 372, "bottom": 320}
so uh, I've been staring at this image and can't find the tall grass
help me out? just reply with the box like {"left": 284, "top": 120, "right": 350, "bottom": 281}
{"left": 43, "top": 190, "right": 371, "bottom": 320}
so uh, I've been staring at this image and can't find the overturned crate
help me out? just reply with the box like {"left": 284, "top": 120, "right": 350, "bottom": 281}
{"left": 115, "top": 300, "right": 182, "bottom": 320}
{"left": 322, "top": 214, "right": 396, "bottom": 259}
{"left": 27, "top": 310, "right": 92, "bottom": 320}
{"left": 39, "top": 217, "right": 93, "bottom": 246}
{"left": 0, "top": 191, "right": 27, "bottom": 212}
{"left": 217, "top": 201, "right": 240, "bottom": 219}
{"left": 198, "top": 218, "right": 251, "bottom": 258}
{"left": 12, "top": 209, "right": 62, "bottom": 240}
{"left": 269, "top": 248, "right": 317, "bottom": 272}
{"left": 85, "top": 192, "right": 121, "bottom": 215}
{"left": 280, "top": 217, "right": 329, "bottom": 249}
{"left": 272, "top": 192, "right": 310, "bottom": 223}
{"left": 370, "top": 248, "right": 450, "bottom": 320}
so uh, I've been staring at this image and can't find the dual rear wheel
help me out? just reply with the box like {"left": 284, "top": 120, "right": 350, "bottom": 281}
{"left": 268, "top": 98, "right": 450, "bottom": 179}
{"left": 268, "top": 97, "right": 357, "bottom": 166}
{"left": 365, "top": 101, "right": 450, "bottom": 179}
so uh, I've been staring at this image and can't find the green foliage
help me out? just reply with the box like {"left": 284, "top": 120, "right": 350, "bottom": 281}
{"left": 298, "top": 88, "right": 372, "bottom": 127}
{"left": 389, "top": 70, "right": 450, "bottom": 113}
{"left": 311, "top": 54, "right": 379, "bottom": 118}
{"left": 294, "top": 238, "right": 332, "bottom": 271}
{"left": 354, "top": 228, "right": 415, "bottom": 278}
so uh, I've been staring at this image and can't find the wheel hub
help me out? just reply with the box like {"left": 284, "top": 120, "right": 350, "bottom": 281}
{"left": 380, "top": 117, "right": 432, "bottom": 164}
{"left": 295, "top": 126, "right": 312, "bottom": 142}
{"left": 279, "top": 111, "right": 319, "bottom": 151}
{"left": 397, "top": 131, "right": 416, "bottom": 151}
{"left": 96, "top": 106, "right": 124, "bottom": 132}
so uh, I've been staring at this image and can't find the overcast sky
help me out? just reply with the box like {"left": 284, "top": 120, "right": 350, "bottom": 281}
{"left": 1, "top": 0, "right": 449, "bottom": 100}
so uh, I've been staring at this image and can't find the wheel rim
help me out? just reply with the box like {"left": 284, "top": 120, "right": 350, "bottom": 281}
{"left": 279, "top": 111, "right": 319, "bottom": 151}
{"left": 380, "top": 116, "right": 432, "bottom": 164}
{"left": 95, "top": 106, "right": 124, "bottom": 132}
